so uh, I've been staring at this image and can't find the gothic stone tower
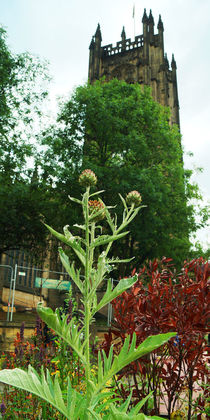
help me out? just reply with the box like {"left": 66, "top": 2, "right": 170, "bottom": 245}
{"left": 88, "top": 9, "right": 180, "bottom": 128}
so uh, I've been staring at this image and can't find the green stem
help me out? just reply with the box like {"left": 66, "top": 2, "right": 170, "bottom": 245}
{"left": 90, "top": 222, "right": 95, "bottom": 273}
{"left": 84, "top": 187, "right": 91, "bottom": 402}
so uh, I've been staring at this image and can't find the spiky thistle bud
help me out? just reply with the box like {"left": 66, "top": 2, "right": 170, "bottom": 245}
{"left": 88, "top": 200, "right": 105, "bottom": 221}
{"left": 126, "top": 190, "right": 142, "bottom": 207}
{"left": 79, "top": 169, "right": 97, "bottom": 187}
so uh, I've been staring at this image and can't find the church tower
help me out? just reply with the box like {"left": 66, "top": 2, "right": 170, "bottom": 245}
{"left": 88, "top": 9, "right": 180, "bottom": 128}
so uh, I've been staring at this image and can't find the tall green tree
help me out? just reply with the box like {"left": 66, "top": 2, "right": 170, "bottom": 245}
{"left": 0, "top": 26, "right": 51, "bottom": 259}
{"left": 41, "top": 79, "right": 207, "bottom": 268}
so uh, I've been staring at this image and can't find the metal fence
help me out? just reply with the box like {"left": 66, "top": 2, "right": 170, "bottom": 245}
{"left": 0, "top": 263, "right": 71, "bottom": 322}
{"left": 0, "top": 263, "right": 115, "bottom": 325}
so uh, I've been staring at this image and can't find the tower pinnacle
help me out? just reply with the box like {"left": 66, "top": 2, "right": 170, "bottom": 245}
{"left": 158, "top": 14, "right": 164, "bottom": 31}
{"left": 142, "top": 8, "right": 148, "bottom": 23}
{"left": 95, "top": 23, "right": 102, "bottom": 41}
{"left": 121, "top": 26, "right": 126, "bottom": 40}
{"left": 148, "top": 9, "right": 154, "bottom": 25}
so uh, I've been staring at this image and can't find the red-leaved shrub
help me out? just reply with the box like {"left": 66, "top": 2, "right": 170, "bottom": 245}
{"left": 102, "top": 258, "right": 209, "bottom": 419}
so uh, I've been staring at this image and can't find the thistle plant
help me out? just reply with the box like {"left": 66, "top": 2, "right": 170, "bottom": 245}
{"left": 0, "top": 170, "right": 176, "bottom": 419}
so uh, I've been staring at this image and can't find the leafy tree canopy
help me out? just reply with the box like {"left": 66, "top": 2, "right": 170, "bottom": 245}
{"left": 41, "top": 79, "right": 208, "bottom": 269}
{"left": 0, "top": 26, "right": 51, "bottom": 259}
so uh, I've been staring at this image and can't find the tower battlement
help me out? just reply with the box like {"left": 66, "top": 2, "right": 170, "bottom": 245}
{"left": 102, "top": 34, "right": 144, "bottom": 56}
{"left": 88, "top": 9, "right": 180, "bottom": 128}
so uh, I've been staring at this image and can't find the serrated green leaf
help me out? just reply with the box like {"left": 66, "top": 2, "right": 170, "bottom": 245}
{"left": 63, "top": 224, "right": 86, "bottom": 262}
{"left": 73, "top": 223, "right": 87, "bottom": 231}
{"left": 117, "top": 206, "right": 146, "bottom": 234}
{"left": 117, "top": 391, "right": 132, "bottom": 412}
{"left": 90, "top": 231, "right": 129, "bottom": 249}
{"left": 45, "top": 223, "right": 85, "bottom": 266}
{"left": 119, "top": 193, "right": 128, "bottom": 212}
{"left": 87, "top": 408, "right": 101, "bottom": 420}
{"left": 105, "top": 404, "right": 166, "bottom": 419}
{"left": 93, "top": 275, "right": 138, "bottom": 314}
{"left": 0, "top": 366, "right": 85, "bottom": 420}
{"left": 88, "top": 252, "right": 108, "bottom": 300}
{"left": 59, "top": 248, "right": 84, "bottom": 293}
{"left": 90, "top": 391, "right": 120, "bottom": 412}
{"left": 95, "top": 332, "right": 176, "bottom": 396}
{"left": 130, "top": 392, "right": 153, "bottom": 414}
{"left": 68, "top": 195, "right": 82, "bottom": 204}
{"left": 37, "top": 304, "right": 87, "bottom": 365}
{"left": 88, "top": 207, "right": 106, "bottom": 222}
{"left": 92, "top": 397, "right": 121, "bottom": 415}
{"left": 126, "top": 206, "right": 146, "bottom": 226}
{"left": 107, "top": 257, "right": 135, "bottom": 264}
{"left": 89, "top": 190, "right": 105, "bottom": 197}
{"left": 104, "top": 207, "right": 115, "bottom": 232}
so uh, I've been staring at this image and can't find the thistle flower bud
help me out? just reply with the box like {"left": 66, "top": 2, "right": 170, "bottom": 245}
{"left": 126, "top": 190, "right": 142, "bottom": 207}
{"left": 79, "top": 169, "right": 97, "bottom": 187}
{"left": 88, "top": 200, "right": 105, "bottom": 221}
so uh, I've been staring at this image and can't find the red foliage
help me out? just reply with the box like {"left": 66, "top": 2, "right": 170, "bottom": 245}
{"left": 102, "top": 258, "right": 209, "bottom": 418}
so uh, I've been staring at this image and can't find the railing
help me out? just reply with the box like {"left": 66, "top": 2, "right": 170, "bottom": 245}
{"left": 1, "top": 263, "right": 115, "bottom": 326}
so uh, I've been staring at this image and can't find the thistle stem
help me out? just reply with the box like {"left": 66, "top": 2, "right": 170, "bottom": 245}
{"left": 84, "top": 187, "right": 91, "bottom": 402}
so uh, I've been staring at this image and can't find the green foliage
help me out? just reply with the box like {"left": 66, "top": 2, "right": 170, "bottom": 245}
{"left": 0, "top": 176, "right": 176, "bottom": 418}
{"left": 0, "top": 26, "right": 52, "bottom": 258}
{"left": 40, "top": 78, "right": 207, "bottom": 268}
{"left": 0, "top": 26, "right": 49, "bottom": 176}
{"left": 0, "top": 179, "right": 54, "bottom": 258}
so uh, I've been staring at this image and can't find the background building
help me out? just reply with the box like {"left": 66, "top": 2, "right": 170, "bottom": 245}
{"left": 88, "top": 9, "right": 180, "bottom": 128}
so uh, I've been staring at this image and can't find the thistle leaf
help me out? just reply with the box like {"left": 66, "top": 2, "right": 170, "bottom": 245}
{"left": 129, "top": 392, "right": 153, "bottom": 414}
{"left": 59, "top": 248, "right": 84, "bottom": 293}
{"left": 68, "top": 195, "right": 82, "bottom": 205}
{"left": 89, "top": 207, "right": 106, "bottom": 222}
{"left": 117, "top": 206, "right": 145, "bottom": 234}
{"left": 89, "top": 190, "right": 105, "bottom": 197}
{"left": 0, "top": 366, "right": 85, "bottom": 420}
{"left": 73, "top": 223, "right": 87, "bottom": 231}
{"left": 104, "top": 207, "right": 115, "bottom": 232}
{"left": 37, "top": 304, "right": 87, "bottom": 365}
{"left": 119, "top": 193, "right": 128, "bottom": 212}
{"left": 106, "top": 257, "right": 135, "bottom": 264}
{"left": 45, "top": 223, "right": 85, "bottom": 266}
{"left": 95, "top": 332, "right": 176, "bottom": 395}
{"left": 90, "top": 231, "right": 129, "bottom": 249}
{"left": 93, "top": 275, "right": 138, "bottom": 314}
{"left": 88, "top": 252, "right": 108, "bottom": 299}
{"left": 105, "top": 404, "right": 165, "bottom": 418}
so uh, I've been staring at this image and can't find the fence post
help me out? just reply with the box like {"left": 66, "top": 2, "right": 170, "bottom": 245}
{"left": 10, "top": 264, "right": 17, "bottom": 322}
{"left": 0, "top": 264, "right": 14, "bottom": 322}
{"left": 6, "top": 266, "right": 14, "bottom": 322}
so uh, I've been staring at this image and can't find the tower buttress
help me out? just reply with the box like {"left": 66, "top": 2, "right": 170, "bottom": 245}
{"left": 157, "top": 14, "right": 164, "bottom": 64}
{"left": 88, "top": 24, "right": 102, "bottom": 82}
{"left": 148, "top": 9, "right": 154, "bottom": 40}
{"left": 88, "top": 37, "right": 95, "bottom": 81}
{"left": 142, "top": 8, "right": 148, "bottom": 38}
{"left": 171, "top": 54, "right": 180, "bottom": 127}
{"left": 142, "top": 9, "right": 149, "bottom": 62}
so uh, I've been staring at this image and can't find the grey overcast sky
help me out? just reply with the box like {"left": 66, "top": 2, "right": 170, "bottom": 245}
{"left": 1, "top": 0, "right": 209, "bottom": 248}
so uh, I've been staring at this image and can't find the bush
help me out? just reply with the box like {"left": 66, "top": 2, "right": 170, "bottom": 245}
{"left": 102, "top": 257, "right": 209, "bottom": 419}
